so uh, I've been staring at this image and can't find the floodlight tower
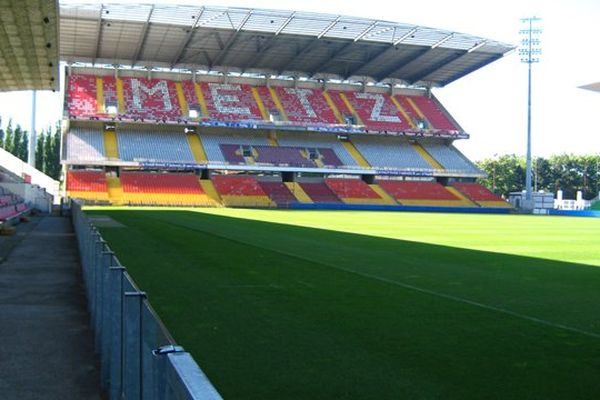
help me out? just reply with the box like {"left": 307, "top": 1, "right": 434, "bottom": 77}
{"left": 519, "top": 17, "right": 542, "bottom": 203}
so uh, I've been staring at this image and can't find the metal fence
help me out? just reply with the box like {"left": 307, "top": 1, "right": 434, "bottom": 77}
{"left": 72, "top": 201, "right": 223, "bottom": 400}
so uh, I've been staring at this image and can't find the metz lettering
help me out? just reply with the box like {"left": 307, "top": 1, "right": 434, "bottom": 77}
{"left": 354, "top": 93, "right": 401, "bottom": 123}
{"left": 131, "top": 79, "right": 173, "bottom": 111}
{"left": 209, "top": 84, "right": 251, "bottom": 115}
{"left": 285, "top": 88, "right": 317, "bottom": 118}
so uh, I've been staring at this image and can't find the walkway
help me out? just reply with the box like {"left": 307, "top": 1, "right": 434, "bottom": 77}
{"left": 0, "top": 216, "right": 101, "bottom": 400}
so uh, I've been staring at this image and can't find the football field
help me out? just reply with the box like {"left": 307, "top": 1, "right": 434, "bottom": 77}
{"left": 86, "top": 208, "right": 600, "bottom": 399}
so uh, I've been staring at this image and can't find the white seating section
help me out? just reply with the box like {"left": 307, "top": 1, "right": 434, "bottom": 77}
{"left": 276, "top": 132, "right": 357, "bottom": 166}
{"left": 117, "top": 129, "right": 195, "bottom": 162}
{"left": 67, "top": 128, "right": 106, "bottom": 161}
{"left": 351, "top": 135, "right": 431, "bottom": 170}
{"left": 200, "top": 131, "right": 270, "bottom": 163}
{"left": 421, "top": 143, "right": 479, "bottom": 172}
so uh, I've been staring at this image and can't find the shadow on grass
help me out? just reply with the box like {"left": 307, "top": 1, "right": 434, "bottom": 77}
{"left": 88, "top": 208, "right": 600, "bottom": 400}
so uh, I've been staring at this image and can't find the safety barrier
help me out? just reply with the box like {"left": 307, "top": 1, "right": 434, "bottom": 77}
{"left": 71, "top": 201, "right": 222, "bottom": 399}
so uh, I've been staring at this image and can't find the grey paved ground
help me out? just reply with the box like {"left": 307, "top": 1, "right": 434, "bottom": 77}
{"left": 0, "top": 216, "right": 102, "bottom": 400}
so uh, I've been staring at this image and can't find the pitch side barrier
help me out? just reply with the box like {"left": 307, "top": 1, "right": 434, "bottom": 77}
{"left": 288, "top": 203, "right": 511, "bottom": 214}
{"left": 71, "top": 201, "right": 222, "bottom": 400}
{"left": 549, "top": 209, "right": 600, "bottom": 218}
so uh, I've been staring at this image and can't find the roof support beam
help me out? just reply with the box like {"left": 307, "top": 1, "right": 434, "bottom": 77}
{"left": 211, "top": 11, "right": 253, "bottom": 68}
{"left": 130, "top": 5, "right": 154, "bottom": 67}
{"left": 406, "top": 51, "right": 466, "bottom": 84}
{"left": 372, "top": 47, "right": 430, "bottom": 81}
{"left": 92, "top": 5, "right": 104, "bottom": 64}
{"left": 170, "top": 7, "right": 205, "bottom": 68}
{"left": 308, "top": 41, "right": 354, "bottom": 76}
{"left": 277, "top": 38, "right": 321, "bottom": 74}
{"left": 343, "top": 44, "right": 395, "bottom": 79}
{"left": 241, "top": 12, "right": 296, "bottom": 72}
{"left": 439, "top": 53, "right": 503, "bottom": 86}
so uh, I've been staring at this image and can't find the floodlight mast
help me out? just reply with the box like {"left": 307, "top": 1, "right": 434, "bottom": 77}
{"left": 519, "top": 17, "right": 541, "bottom": 202}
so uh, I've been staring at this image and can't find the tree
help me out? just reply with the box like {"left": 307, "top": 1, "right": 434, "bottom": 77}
{"left": 3, "top": 120, "right": 14, "bottom": 153}
{"left": 35, "top": 128, "right": 46, "bottom": 171}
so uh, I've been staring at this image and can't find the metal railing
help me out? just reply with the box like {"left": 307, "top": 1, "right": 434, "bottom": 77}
{"left": 72, "top": 201, "right": 223, "bottom": 400}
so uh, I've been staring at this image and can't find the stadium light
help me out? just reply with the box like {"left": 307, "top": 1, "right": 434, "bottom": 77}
{"left": 520, "top": 16, "right": 542, "bottom": 204}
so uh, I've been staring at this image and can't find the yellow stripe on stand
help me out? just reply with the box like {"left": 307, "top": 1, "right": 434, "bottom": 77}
{"left": 200, "top": 179, "right": 222, "bottom": 204}
{"left": 106, "top": 176, "right": 124, "bottom": 205}
{"left": 175, "top": 82, "right": 189, "bottom": 118}
{"left": 220, "top": 195, "right": 274, "bottom": 208}
{"left": 284, "top": 182, "right": 312, "bottom": 203}
{"left": 116, "top": 78, "right": 125, "bottom": 114}
{"left": 445, "top": 187, "right": 477, "bottom": 206}
{"left": 477, "top": 200, "right": 513, "bottom": 208}
{"left": 368, "top": 184, "right": 398, "bottom": 205}
{"left": 342, "top": 141, "right": 370, "bottom": 167}
{"left": 399, "top": 199, "right": 472, "bottom": 207}
{"left": 251, "top": 87, "right": 270, "bottom": 121}
{"left": 411, "top": 143, "right": 444, "bottom": 170}
{"left": 67, "top": 191, "right": 109, "bottom": 201}
{"left": 96, "top": 77, "right": 105, "bottom": 113}
{"left": 194, "top": 83, "right": 209, "bottom": 118}
{"left": 103, "top": 130, "right": 119, "bottom": 159}
{"left": 322, "top": 91, "right": 346, "bottom": 124}
{"left": 187, "top": 134, "right": 208, "bottom": 162}
{"left": 339, "top": 93, "right": 363, "bottom": 125}
{"left": 268, "top": 130, "right": 279, "bottom": 146}
{"left": 268, "top": 87, "right": 289, "bottom": 121}
{"left": 405, "top": 97, "right": 430, "bottom": 127}
{"left": 390, "top": 95, "right": 415, "bottom": 128}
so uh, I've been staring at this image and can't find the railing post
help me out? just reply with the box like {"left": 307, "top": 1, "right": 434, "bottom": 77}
{"left": 109, "top": 265, "right": 125, "bottom": 400}
{"left": 123, "top": 290, "right": 146, "bottom": 400}
{"left": 100, "top": 248, "right": 114, "bottom": 391}
{"left": 94, "top": 237, "right": 106, "bottom": 352}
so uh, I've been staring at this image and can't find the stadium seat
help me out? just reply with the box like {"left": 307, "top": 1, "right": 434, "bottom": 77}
{"left": 212, "top": 175, "right": 274, "bottom": 207}
{"left": 66, "top": 128, "right": 106, "bottom": 161}
{"left": 117, "top": 128, "right": 196, "bottom": 162}
{"left": 199, "top": 83, "right": 264, "bottom": 121}
{"left": 408, "top": 96, "right": 458, "bottom": 131}
{"left": 67, "top": 170, "right": 109, "bottom": 201}
{"left": 377, "top": 180, "right": 472, "bottom": 207}
{"left": 67, "top": 74, "right": 98, "bottom": 118}
{"left": 258, "top": 181, "right": 299, "bottom": 206}
{"left": 298, "top": 182, "right": 341, "bottom": 203}
{"left": 325, "top": 178, "right": 388, "bottom": 204}
{"left": 451, "top": 182, "right": 512, "bottom": 208}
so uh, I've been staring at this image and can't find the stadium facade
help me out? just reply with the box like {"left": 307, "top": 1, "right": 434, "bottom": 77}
{"left": 59, "top": 4, "right": 514, "bottom": 210}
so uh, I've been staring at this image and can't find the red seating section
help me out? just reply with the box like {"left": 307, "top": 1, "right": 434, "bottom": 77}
{"left": 325, "top": 179, "right": 380, "bottom": 199}
{"left": 452, "top": 183, "right": 502, "bottom": 201}
{"left": 378, "top": 181, "right": 458, "bottom": 200}
{"left": 407, "top": 96, "right": 457, "bottom": 131}
{"left": 67, "top": 75, "right": 98, "bottom": 118}
{"left": 212, "top": 175, "right": 267, "bottom": 196}
{"left": 67, "top": 74, "right": 459, "bottom": 134}
{"left": 67, "top": 171, "right": 108, "bottom": 192}
{"left": 299, "top": 182, "right": 341, "bottom": 203}
{"left": 258, "top": 181, "right": 298, "bottom": 205}
{"left": 120, "top": 173, "right": 203, "bottom": 194}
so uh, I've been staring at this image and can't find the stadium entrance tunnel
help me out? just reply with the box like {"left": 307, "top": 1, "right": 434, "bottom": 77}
{"left": 85, "top": 207, "right": 600, "bottom": 400}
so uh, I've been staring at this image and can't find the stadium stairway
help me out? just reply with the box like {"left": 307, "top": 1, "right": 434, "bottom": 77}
{"left": 187, "top": 134, "right": 208, "bottom": 163}
{"left": 452, "top": 183, "right": 512, "bottom": 208}
{"left": 342, "top": 141, "right": 371, "bottom": 167}
{"left": 103, "top": 130, "right": 119, "bottom": 159}
{"left": 106, "top": 175, "right": 124, "bottom": 204}
{"left": 411, "top": 143, "right": 444, "bottom": 170}
{"left": 0, "top": 216, "right": 101, "bottom": 399}
{"left": 445, "top": 186, "right": 478, "bottom": 207}
{"left": 368, "top": 184, "right": 398, "bottom": 205}
{"left": 284, "top": 182, "right": 313, "bottom": 203}
{"left": 199, "top": 179, "right": 223, "bottom": 205}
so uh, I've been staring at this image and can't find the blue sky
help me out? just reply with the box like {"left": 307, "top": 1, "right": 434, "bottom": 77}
{"left": 1, "top": 0, "right": 599, "bottom": 161}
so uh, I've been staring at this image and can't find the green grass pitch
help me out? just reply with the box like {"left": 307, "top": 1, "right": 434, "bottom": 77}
{"left": 86, "top": 208, "right": 600, "bottom": 399}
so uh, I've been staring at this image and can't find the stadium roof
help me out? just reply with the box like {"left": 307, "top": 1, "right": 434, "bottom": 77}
{"left": 580, "top": 82, "right": 600, "bottom": 93}
{"left": 59, "top": 3, "right": 515, "bottom": 87}
{"left": 0, "top": 0, "right": 60, "bottom": 92}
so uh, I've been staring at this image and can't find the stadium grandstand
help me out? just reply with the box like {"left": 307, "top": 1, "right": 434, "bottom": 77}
{"left": 60, "top": 3, "right": 514, "bottom": 210}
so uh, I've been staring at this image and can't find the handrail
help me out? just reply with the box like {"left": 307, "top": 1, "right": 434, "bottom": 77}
{"left": 71, "top": 201, "right": 222, "bottom": 400}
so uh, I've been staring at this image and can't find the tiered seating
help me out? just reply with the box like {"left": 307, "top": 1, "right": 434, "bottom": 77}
{"left": 262, "top": 87, "right": 339, "bottom": 124}
{"left": 339, "top": 91, "right": 413, "bottom": 132}
{"left": 66, "top": 128, "right": 106, "bottom": 161}
{"left": 117, "top": 129, "right": 195, "bottom": 162}
{"left": 277, "top": 132, "right": 357, "bottom": 166}
{"left": 67, "top": 75, "right": 98, "bottom": 118}
{"left": 199, "top": 83, "right": 264, "bottom": 121}
{"left": 0, "top": 187, "right": 27, "bottom": 220}
{"left": 452, "top": 182, "right": 511, "bottom": 208}
{"left": 408, "top": 96, "right": 458, "bottom": 131}
{"left": 298, "top": 182, "right": 341, "bottom": 203}
{"left": 119, "top": 77, "right": 182, "bottom": 121}
{"left": 0, "top": 204, "right": 26, "bottom": 221}
{"left": 66, "top": 170, "right": 109, "bottom": 201}
{"left": 420, "top": 143, "right": 479, "bottom": 172}
{"left": 212, "top": 175, "right": 273, "bottom": 207}
{"left": 118, "top": 172, "right": 216, "bottom": 206}
{"left": 219, "top": 144, "right": 247, "bottom": 164}
{"left": 325, "top": 178, "right": 388, "bottom": 204}
{"left": 258, "top": 181, "right": 298, "bottom": 206}
{"left": 378, "top": 180, "right": 471, "bottom": 207}
{"left": 351, "top": 136, "right": 430, "bottom": 170}
{"left": 201, "top": 131, "right": 270, "bottom": 163}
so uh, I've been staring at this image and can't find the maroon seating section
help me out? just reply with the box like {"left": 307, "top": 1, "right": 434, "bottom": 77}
{"left": 258, "top": 181, "right": 298, "bottom": 205}
{"left": 219, "top": 144, "right": 246, "bottom": 164}
{"left": 299, "top": 182, "right": 341, "bottom": 203}
{"left": 378, "top": 181, "right": 458, "bottom": 200}
{"left": 452, "top": 182, "right": 503, "bottom": 201}
{"left": 67, "top": 170, "right": 108, "bottom": 192}
{"left": 120, "top": 172, "right": 204, "bottom": 194}
{"left": 325, "top": 179, "right": 380, "bottom": 199}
